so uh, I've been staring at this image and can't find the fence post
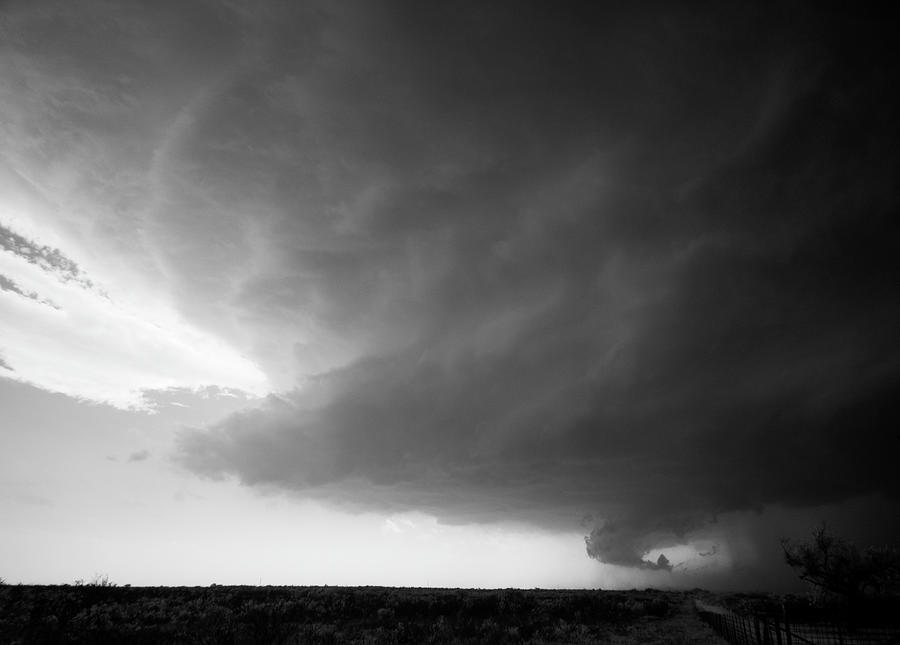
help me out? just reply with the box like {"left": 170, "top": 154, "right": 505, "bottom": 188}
{"left": 755, "top": 616, "right": 762, "bottom": 645}
{"left": 783, "top": 616, "right": 792, "bottom": 645}
{"left": 774, "top": 619, "right": 783, "bottom": 645}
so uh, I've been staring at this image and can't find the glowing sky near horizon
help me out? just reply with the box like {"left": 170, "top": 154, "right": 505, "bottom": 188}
{"left": 1, "top": 0, "right": 898, "bottom": 589}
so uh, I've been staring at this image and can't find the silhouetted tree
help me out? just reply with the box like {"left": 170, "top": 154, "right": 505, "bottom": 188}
{"left": 781, "top": 525, "right": 900, "bottom": 609}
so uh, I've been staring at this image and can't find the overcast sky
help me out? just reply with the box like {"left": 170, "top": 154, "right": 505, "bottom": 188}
{"left": 1, "top": 0, "right": 898, "bottom": 590}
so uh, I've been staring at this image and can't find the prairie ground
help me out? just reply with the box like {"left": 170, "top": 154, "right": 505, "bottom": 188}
{"left": 0, "top": 584, "right": 729, "bottom": 644}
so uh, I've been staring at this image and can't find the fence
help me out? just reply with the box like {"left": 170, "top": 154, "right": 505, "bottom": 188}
{"left": 695, "top": 601, "right": 900, "bottom": 645}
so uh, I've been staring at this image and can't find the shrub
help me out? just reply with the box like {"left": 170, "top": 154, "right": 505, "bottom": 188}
{"left": 782, "top": 525, "right": 900, "bottom": 605}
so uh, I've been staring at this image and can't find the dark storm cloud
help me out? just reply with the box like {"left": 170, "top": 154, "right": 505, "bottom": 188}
{"left": 161, "top": 0, "right": 900, "bottom": 574}
{"left": 585, "top": 523, "right": 673, "bottom": 572}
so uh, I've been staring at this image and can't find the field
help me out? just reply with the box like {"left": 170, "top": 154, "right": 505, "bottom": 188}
{"left": 0, "top": 584, "right": 729, "bottom": 644}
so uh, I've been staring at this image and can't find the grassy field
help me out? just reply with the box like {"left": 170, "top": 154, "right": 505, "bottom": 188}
{"left": 0, "top": 583, "right": 729, "bottom": 644}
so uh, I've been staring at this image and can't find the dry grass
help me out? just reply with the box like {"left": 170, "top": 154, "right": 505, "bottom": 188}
{"left": 596, "top": 599, "right": 729, "bottom": 645}
{"left": 0, "top": 585, "right": 732, "bottom": 644}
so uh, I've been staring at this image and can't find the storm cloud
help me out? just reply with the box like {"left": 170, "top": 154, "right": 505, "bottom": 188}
{"left": 3, "top": 0, "right": 898, "bottom": 582}
{"left": 167, "top": 0, "right": 900, "bottom": 579}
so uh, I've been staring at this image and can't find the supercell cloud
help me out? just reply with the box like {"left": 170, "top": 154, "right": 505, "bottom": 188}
{"left": 2, "top": 0, "right": 898, "bottom": 583}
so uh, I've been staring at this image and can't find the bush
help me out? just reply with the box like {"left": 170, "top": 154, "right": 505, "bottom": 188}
{"left": 782, "top": 525, "right": 900, "bottom": 605}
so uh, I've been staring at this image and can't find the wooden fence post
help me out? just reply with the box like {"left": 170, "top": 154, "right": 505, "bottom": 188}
{"left": 774, "top": 619, "right": 783, "bottom": 645}
{"left": 755, "top": 616, "right": 762, "bottom": 645}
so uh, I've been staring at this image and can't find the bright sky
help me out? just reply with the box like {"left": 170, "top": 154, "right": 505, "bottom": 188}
{"left": 1, "top": 0, "right": 898, "bottom": 589}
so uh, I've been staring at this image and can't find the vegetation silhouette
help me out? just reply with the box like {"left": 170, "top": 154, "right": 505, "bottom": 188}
{"left": 781, "top": 524, "right": 900, "bottom": 624}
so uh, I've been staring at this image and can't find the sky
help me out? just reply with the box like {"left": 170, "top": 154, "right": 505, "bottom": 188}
{"left": 1, "top": 0, "right": 898, "bottom": 591}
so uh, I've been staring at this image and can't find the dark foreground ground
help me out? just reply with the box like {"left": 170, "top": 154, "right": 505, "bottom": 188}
{"left": 0, "top": 584, "right": 728, "bottom": 644}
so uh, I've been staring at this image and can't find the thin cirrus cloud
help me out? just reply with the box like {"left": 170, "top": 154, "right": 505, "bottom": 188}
{"left": 0, "top": 0, "right": 269, "bottom": 409}
{"left": 3, "top": 0, "right": 899, "bottom": 580}
{"left": 0, "top": 221, "right": 268, "bottom": 409}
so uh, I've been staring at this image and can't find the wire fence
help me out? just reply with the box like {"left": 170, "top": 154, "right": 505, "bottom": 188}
{"left": 695, "top": 601, "right": 900, "bottom": 645}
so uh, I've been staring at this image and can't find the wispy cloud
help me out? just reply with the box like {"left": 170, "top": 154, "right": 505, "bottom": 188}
{"left": 0, "top": 272, "right": 59, "bottom": 309}
{"left": 0, "top": 222, "right": 267, "bottom": 409}
{"left": 128, "top": 449, "right": 150, "bottom": 463}
{"left": 0, "top": 223, "right": 98, "bottom": 292}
